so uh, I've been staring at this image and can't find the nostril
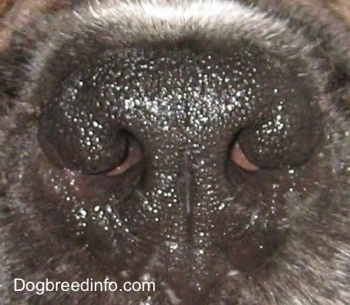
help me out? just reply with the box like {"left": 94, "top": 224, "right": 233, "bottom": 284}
{"left": 38, "top": 100, "right": 144, "bottom": 175}
{"left": 106, "top": 137, "right": 143, "bottom": 176}
{"left": 230, "top": 97, "right": 323, "bottom": 170}
{"left": 230, "top": 142, "right": 259, "bottom": 171}
{"left": 38, "top": 118, "right": 128, "bottom": 174}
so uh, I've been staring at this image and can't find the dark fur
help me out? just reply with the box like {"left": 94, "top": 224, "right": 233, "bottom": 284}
{"left": 0, "top": 1, "right": 349, "bottom": 304}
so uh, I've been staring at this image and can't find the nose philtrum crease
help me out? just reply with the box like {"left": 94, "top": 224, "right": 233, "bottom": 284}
{"left": 176, "top": 148, "right": 195, "bottom": 241}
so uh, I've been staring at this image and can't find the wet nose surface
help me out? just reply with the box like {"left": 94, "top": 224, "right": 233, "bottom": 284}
{"left": 37, "top": 41, "right": 322, "bottom": 303}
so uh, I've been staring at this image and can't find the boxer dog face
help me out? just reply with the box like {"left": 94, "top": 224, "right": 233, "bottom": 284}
{"left": 0, "top": 0, "right": 349, "bottom": 304}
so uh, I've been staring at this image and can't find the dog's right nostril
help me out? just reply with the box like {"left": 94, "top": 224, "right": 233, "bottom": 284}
{"left": 106, "top": 137, "right": 143, "bottom": 176}
{"left": 38, "top": 101, "right": 144, "bottom": 175}
{"left": 230, "top": 142, "right": 259, "bottom": 171}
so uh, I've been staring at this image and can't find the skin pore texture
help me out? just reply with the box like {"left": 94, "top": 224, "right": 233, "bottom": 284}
{"left": 0, "top": 0, "right": 349, "bottom": 304}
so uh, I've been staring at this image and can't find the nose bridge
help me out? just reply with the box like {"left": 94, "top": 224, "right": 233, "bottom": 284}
{"left": 143, "top": 125, "right": 231, "bottom": 218}
{"left": 147, "top": 131, "right": 229, "bottom": 237}
{"left": 134, "top": 85, "right": 235, "bottom": 232}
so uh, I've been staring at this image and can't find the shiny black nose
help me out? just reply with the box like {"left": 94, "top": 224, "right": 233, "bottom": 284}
{"left": 37, "top": 42, "right": 322, "bottom": 303}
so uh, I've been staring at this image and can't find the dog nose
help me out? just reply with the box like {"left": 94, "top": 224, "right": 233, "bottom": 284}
{"left": 37, "top": 43, "right": 322, "bottom": 303}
